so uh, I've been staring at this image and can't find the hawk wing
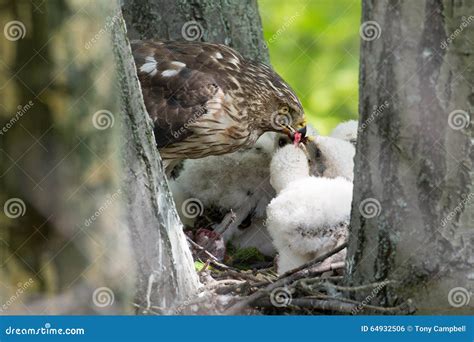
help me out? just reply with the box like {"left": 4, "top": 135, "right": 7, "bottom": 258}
{"left": 132, "top": 40, "right": 236, "bottom": 148}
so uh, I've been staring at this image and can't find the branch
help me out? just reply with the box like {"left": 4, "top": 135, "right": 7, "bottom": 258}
{"left": 224, "top": 243, "right": 347, "bottom": 314}
{"left": 278, "top": 242, "right": 347, "bottom": 279}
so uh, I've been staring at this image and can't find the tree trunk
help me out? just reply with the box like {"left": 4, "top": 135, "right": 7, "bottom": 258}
{"left": 111, "top": 11, "right": 200, "bottom": 315}
{"left": 122, "top": 0, "right": 270, "bottom": 64}
{"left": 0, "top": 0, "right": 133, "bottom": 314}
{"left": 120, "top": 0, "right": 270, "bottom": 314}
{"left": 347, "top": 0, "right": 473, "bottom": 314}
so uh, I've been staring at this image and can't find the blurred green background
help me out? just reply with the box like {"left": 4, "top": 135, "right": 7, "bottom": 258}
{"left": 259, "top": 0, "right": 361, "bottom": 134}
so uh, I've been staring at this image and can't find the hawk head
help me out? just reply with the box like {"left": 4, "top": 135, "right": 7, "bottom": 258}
{"left": 242, "top": 60, "right": 306, "bottom": 142}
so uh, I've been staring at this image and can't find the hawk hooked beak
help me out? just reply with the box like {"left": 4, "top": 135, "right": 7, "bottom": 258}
{"left": 281, "top": 123, "right": 308, "bottom": 145}
{"left": 280, "top": 120, "right": 312, "bottom": 158}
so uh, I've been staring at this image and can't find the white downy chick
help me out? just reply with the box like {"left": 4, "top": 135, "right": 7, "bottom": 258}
{"left": 267, "top": 145, "right": 353, "bottom": 274}
{"left": 307, "top": 136, "right": 355, "bottom": 181}
{"left": 330, "top": 120, "right": 358, "bottom": 145}
{"left": 170, "top": 132, "right": 278, "bottom": 255}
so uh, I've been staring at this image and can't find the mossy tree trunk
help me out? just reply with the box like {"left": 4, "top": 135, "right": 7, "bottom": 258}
{"left": 0, "top": 0, "right": 133, "bottom": 314}
{"left": 111, "top": 11, "right": 201, "bottom": 315}
{"left": 347, "top": 0, "right": 473, "bottom": 314}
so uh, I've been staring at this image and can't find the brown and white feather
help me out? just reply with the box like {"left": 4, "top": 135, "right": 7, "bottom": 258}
{"left": 131, "top": 40, "right": 305, "bottom": 172}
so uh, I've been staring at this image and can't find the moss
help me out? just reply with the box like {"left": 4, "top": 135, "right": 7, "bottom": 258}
{"left": 227, "top": 247, "right": 267, "bottom": 269}
{"left": 194, "top": 261, "right": 206, "bottom": 272}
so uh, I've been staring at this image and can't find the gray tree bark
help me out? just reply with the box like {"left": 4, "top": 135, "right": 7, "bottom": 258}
{"left": 122, "top": 0, "right": 270, "bottom": 64}
{"left": 347, "top": 0, "right": 473, "bottom": 314}
{"left": 111, "top": 11, "right": 200, "bottom": 315}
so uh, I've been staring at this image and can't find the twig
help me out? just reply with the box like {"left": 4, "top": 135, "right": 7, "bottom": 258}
{"left": 198, "top": 259, "right": 211, "bottom": 274}
{"left": 307, "top": 293, "right": 409, "bottom": 314}
{"left": 132, "top": 302, "right": 163, "bottom": 315}
{"left": 224, "top": 244, "right": 347, "bottom": 314}
{"left": 316, "top": 280, "right": 397, "bottom": 292}
{"left": 218, "top": 269, "right": 267, "bottom": 283}
{"left": 214, "top": 209, "right": 236, "bottom": 234}
{"left": 254, "top": 297, "right": 355, "bottom": 313}
{"left": 199, "top": 279, "right": 246, "bottom": 292}
{"left": 187, "top": 236, "right": 232, "bottom": 270}
{"left": 254, "top": 297, "right": 407, "bottom": 314}
{"left": 278, "top": 242, "right": 347, "bottom": 279}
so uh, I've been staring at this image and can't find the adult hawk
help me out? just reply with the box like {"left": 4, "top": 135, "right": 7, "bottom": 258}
{"left": 131, "top": 40, "right": 306, "bottom": 174}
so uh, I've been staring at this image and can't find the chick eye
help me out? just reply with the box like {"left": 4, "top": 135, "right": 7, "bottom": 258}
{"left": 280, "top": 106, "right": 290, "bottom": 114}
{"left": 278, "top": 137, "right": 288, "bottom": 147}
{"left": 315, "top": 148, "right": 322, "bottom": 158}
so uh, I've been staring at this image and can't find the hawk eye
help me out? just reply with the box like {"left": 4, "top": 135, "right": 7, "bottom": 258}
{"left": 280, "top": 106, "right": 290, "bottom": 114}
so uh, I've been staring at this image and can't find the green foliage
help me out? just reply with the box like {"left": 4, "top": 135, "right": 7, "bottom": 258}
{"left": 194, "top": 260, "right": 206, "bottom": 272}
{"left": 227, "top": 246, "right": 267, "bottom": 269}
{"left": 259, "top": 0, "right": 361, "bottom": 134}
